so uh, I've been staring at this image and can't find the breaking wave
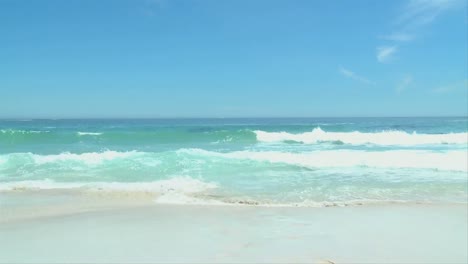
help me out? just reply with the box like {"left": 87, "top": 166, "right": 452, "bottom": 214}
{"left": 77, "top": 132, "right": 103, "bottom": 136}
{"left": 0, "top": 148, "right": 465, "bottom": 172}
{"left": 179, "top": 148, "right": 468, "bottom": 172}
{"left": 254, "top": 128, "right": 468, "bottom": 146}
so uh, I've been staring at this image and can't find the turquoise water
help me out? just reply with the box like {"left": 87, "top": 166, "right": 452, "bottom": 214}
{"left": 0, "top": 117, "right": 467, "bottom": 206}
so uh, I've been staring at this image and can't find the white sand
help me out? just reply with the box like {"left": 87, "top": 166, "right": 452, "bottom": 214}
{"left": 0, "top": 191, "right": 467, "bottom": 263}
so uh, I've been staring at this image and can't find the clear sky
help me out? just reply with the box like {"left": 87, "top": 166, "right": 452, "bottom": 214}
{"left": 0, "top": 0, "right": 467, "bottom": 118}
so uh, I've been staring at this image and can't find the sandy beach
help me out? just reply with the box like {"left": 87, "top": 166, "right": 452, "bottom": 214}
{"left": 2, "top": 0, "right": 467, "bottom": 262}
{"left": 1, "top": 190, "right": 467, "bottom": 264}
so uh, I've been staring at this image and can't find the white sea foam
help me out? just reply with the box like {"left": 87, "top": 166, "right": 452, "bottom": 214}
{"left": 254, "top": 128, "right": 468, "bottom": 146}
{"left": 0, "top": 177, "right": 217, "bottom": 193}
{"left": 77, "top": 132, "right": 103, "bottom": 136}
{"left": 154, "top": 192, "right": 224, "bottom": 205}
{"left": 0, "top": 179, "right": 84, "bottom": 191}
{"left": 0, "top": 178, "right": 450, "bottom": 207}
{"left": 1, "top": 148, "right": 466, "bottom": 172}
{"left": 211, "top": 136, "right": 234, "bottom": 144}
{"left": 0, "top": 151, "right": 163, "bottom": 168}
{"left": 0, "top": 130, "right": 49, "bottom": 134}
{"left": 31, "top": 151, "right": 141, "bottom": 165}
{"left": 0, "top": 179, "right": 402, "bottom": 207}
{"left": 180, "top": 148, "right": 468, "bottom": 172}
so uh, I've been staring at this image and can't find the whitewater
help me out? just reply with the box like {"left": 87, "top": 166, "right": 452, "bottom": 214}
{"left": 0, "top": 117, "right": 467, "bottom": 206}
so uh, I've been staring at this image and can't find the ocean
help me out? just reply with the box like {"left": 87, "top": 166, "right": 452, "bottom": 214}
{"left": 0, "top": 117, "right": 467, "bottom": 207}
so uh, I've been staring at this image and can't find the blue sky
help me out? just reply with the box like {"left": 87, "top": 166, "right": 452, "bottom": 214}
{"left": 0, "top": 0, "right": 466, "bottom": 118}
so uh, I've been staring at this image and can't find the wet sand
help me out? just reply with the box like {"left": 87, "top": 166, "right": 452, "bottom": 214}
{"left": 0, "top": 191, "right": 467, "bottom": 263}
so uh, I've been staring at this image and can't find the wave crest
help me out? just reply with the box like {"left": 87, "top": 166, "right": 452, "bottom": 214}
{"left": 254, "top": 127, "right": 468, "bottom": 146}
{"left": 1, "top": 148, "right": 466, "bottom": 172}
{"left": 77, "top": 132, "right": 103, "bottom": 136}
{"left": 31, "top": 151, "right": 140, "bottom": 165}
{"left": 180, "top": 148, "right": 468, "bottom": 172}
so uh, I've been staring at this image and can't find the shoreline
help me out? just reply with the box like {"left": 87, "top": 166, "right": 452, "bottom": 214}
{"left": 1, "top": 190, "right": 467, "bottom": 263}
{"left": 1, "top": 188, "right": 466, "bottom": 223}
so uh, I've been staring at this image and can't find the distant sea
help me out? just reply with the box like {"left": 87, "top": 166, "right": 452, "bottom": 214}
{"left": 0, "top": 117, "right": 467, "bottom": 206}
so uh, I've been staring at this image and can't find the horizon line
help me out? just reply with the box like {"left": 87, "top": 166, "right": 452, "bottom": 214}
{"left": 0, "top": 116, "right": 466, "bottom": 120}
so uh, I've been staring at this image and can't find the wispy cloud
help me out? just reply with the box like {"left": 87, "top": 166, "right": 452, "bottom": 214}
{"left": 432, "top": 80, "right": 468, "bottom": 93}
{"left": 396, "top": 75, "right": 413, "bottom": 94}
{"left": 377, "top": 0, "right": 465, "bottom": 63}
{"left": 377, "top": 46, "right": 398, "bottom": 63}
{"left": 339, "top": 67, "right": 374, "bottom": 85}
{"left": 395, "top": 0, "right": 463, "bottom": 29}
{"left": 380, "top": 33, "right": 415, "bottom": 42}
